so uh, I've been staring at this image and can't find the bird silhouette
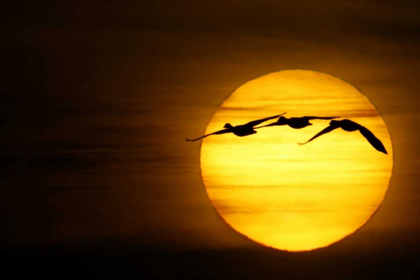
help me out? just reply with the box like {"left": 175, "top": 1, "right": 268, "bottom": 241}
{"left": 298, "top": 119, "right": 388, "bottom": 154}
{"left": 255, "top": 115, "right": 339, "bottom": 130}
{"left": 186, "top": 113, "right": 286, "bottom": 141}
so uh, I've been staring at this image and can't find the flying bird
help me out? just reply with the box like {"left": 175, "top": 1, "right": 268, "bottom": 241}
{"left": 298, "top": 119, "right": 388, "bottom": 154}
{"left": 255, "top": 115, "right": 339, "bottom": 130}
{"left": 186, "top": 113, "right": 286, "bottom": 142}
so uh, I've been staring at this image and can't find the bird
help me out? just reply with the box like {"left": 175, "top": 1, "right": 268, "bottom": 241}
{"left": 255, "top": 115, "right": 339, "bottom": 130}
{"left": 186, "top": 113, "right": 286, "bottom": 142}
{"left": 298, "top": 119, "right": 388, "bottom": 154}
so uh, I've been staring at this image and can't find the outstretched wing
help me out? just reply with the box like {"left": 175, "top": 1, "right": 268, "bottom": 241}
{"left": 359, "top": 126, "right": 388, "bottom": 154}
{"left": 244, "top": 112, "right": 286, "bottom": 127}
{"left": 302, "top": 116, "right": 340, "bottom": 120}
{"left": 186, "top": 128, "right": 231, "bottom": 142}
{"left": 298, "top": 125, "right": 339, "bottom": 145}
{"left": 254, "top": 121, "right": 279, "bottom": 129}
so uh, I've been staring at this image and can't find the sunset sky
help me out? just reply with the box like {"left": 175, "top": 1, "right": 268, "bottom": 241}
{"left": 1, "top": 1, "right": 420, "bottom": 278}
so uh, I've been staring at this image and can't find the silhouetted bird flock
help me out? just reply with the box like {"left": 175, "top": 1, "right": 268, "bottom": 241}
{"left": 186, "top": 113, "right": 388, "bottom": 155}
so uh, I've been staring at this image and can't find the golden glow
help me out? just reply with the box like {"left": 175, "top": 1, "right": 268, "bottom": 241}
{"left": 201, "top": 70, "right": 393, "bottom": 251}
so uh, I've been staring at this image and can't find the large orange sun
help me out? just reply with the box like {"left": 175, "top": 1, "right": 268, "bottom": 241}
{"left": 200, "top": 70, "right": 393, "bottom": 252}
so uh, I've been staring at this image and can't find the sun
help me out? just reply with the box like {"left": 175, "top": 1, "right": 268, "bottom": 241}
{"left": 200, "top": 70, "right": 393, "bottom": 252}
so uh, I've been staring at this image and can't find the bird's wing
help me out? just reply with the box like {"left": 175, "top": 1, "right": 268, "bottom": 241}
{"left": 186, "top": 128, "right": 231, "bottom": 141}
{"left": 298, "top": 125, "right": 338, "bottom": 145}
{"left": 245, "top": 112, "right": 286, "bottom": 127}
{"left": 302, "top": 116, "right": 340, "bottom": 120}
{"left": 359, "top": 126, "right": 388, "bottom": 154}
{"left": 254, "top": 122, "right": 279, "bottom": 129}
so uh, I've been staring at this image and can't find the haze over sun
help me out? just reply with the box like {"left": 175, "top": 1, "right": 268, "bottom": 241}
{"left": 200, "top": 70, "right": 393, "bottom": 251}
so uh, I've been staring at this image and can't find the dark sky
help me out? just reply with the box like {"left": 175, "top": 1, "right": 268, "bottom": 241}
{"left": 1, "top": 1, "right": 420, "bottom": 278}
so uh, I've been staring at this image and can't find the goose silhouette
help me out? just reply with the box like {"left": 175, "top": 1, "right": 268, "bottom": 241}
{"left": 299, "top": 119, "right": 388, "bottom": 154}
{"left": 255, "top": 115, "right": 339, "bottom": 129}
{"left": 186, "top": 113, "right": 286, "bottom": 142}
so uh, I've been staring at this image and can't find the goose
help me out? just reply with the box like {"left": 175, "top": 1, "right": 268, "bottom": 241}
{"left": 298, "top": 119, "right": 387, "bottom": 154}
{"left": 186, "top": 113, "right": 286, "bottom": 142}
{"left": 255, "top": 115, "right": 339, "bottom": 130}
